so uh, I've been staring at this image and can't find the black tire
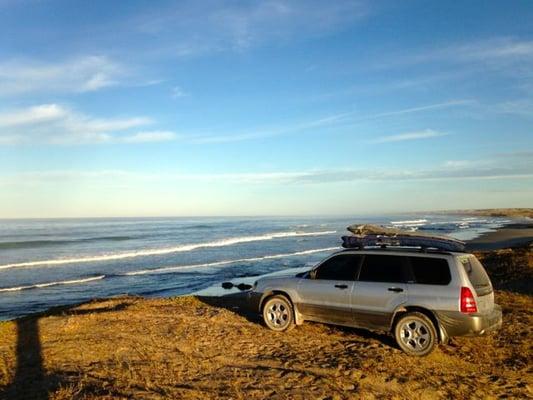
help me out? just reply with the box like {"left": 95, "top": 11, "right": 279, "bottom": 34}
{"left": 262, "top": 295, "right": 295, "bottom": 332}
{"left": 394, "top": 312, "right": 437, "bottom": 356}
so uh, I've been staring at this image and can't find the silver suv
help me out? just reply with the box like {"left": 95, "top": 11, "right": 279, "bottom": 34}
{"left": 248, "top": 248, "right": 502, "bottom": 356}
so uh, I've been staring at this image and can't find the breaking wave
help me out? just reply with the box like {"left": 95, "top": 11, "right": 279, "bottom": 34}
{"left": 0, "top": 231, "right": 336, "bottom": 270}
{"left": 123, "top": 246, "right": 339, "bottom": 276}
{"left": 0, "top": 275, "right": 105, "bottom": 293}
{"left": 390, "top": 219, "right": 428, "bottom": 225}
{"left": 0, "top": 247, "right": 339, "bottom": 292}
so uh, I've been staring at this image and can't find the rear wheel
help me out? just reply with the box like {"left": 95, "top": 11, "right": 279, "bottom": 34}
{"left": 262, "top": 295, "right": 295, "bottom": 332}
{"left": 394, "top": 312, "right": 437, "bottom": 356}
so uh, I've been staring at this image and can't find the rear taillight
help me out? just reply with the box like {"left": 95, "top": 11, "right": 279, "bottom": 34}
{"left": 460, "top": 287, "right": 478, "bottom": 313}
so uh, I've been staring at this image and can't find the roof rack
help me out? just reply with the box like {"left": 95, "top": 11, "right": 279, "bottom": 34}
{"left": 341, "top": 224, "right": 466, "bottom": 253}
{"left": 339, "top": 246, "right": 454, "bottom": 255}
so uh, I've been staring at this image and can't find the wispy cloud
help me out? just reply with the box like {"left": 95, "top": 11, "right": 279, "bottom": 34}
{"left": 171, "top": 86, "right": 188, "bottom": 98}
{"left": 189, "top": 112, "right": 352, "bottom": 144}
{"left": 0, "top": 104, "right": 177, "bottom": 145}
{"left": 378, "top": 37, "right": 533, "bottom": 98}
{"left": 135, "top": 1, "right": 370, "bottom": 56}
{"left": 489, "top": 99, "right": 533, "bottom": 117}
{"left": 391, "top": 37, "right": 533, "bottom": 69}
{"left": 494, "top": 150, "right": 533, "bottom": 159}
{"left": 441, "top": 37, "right": 533, "bottom": 63}
{"left": 0, "top": 56, "right": 126, "bottom": 96}
{"left": 191, "top": 100, "right": 469, "bottom": 144}
{"left": 4, "top": 155, "right": 531, "bottom": 187}
{"left": 359, "top": 100, "right": 473, "bottom": 120}
{"left": 372, "top": 129, "right": 447, "bottom": 143}
{"left": 1, "top": 98, "right": 472, "bottom": 146}
{"left": 0, "top": 104, "right": 67, "bottom": 126}
{"left": 120, "top": 131, "right": 179, "bottom": 143}
{"left": 443, "top": 160, "right": 474, "bottom": 168}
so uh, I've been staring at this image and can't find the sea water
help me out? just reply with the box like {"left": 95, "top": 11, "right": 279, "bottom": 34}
{"left": 0, "top": 215, "right": 509, "bottom": 320}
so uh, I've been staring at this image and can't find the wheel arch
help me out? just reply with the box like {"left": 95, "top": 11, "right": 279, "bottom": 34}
{"left": 260, "top": 290, "right": 303, "bottom": 325}
{"left": 391, "top": 305, "right": 448, "bottom": 344}
{"left": 260, "top": 290, "right": 293, "bottom": 311}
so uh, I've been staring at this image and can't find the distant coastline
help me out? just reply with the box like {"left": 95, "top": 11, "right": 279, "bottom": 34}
{"left": 435, "top": 208, "right": 533, "bottom": 219}
{"left": 466, "top": 222, "right": 533, "bottom": 251}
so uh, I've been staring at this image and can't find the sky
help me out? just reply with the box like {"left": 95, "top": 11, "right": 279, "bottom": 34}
{"left": 0, "top": 0, "right": 532, "bottom": 218}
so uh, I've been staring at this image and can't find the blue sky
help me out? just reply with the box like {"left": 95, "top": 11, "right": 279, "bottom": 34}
{"left": 0, "top": 0, "right": 532, "bottom": 217}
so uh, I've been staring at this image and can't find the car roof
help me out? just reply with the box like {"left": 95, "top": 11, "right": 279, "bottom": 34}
{"left": 335, "top": 247, "right": 469, "bottom": 257}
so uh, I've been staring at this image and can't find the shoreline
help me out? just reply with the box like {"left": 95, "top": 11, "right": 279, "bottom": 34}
{"left": 466, "top": 222, "right": 533, "bottom": 251}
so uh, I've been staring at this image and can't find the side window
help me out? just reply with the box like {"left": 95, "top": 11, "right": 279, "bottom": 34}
{"left": 359, "top": 255, "right": 406, "bottom": 283}
{"left": 315, "top": 254, "right": 361, "bottom": 281}
{"left": 409, "top": 257, "right": 451, "bottom": 285}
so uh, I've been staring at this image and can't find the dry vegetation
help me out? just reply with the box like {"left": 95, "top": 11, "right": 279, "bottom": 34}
{"left": 0, "top": 249, "right": 531, "bottom": 400}
{"left": 448, "top": 208, "right": 533, "bottom": 219}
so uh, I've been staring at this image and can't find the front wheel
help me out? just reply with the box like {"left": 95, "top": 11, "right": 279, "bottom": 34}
{"left": 262, "top": 295, "right": 295, "bottom": 332}
{"left": 394, "top": 312, "right": 437, "bottom": 356}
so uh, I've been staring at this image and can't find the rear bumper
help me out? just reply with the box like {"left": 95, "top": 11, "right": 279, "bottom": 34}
{"left": 436, "top": 304, "right": 502, "bottom": 337}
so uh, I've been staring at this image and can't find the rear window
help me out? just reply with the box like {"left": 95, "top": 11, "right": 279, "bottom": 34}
{"left": 409, "top": 257, "right": 451, "bottom": 285}
{"left": 460, "top": 256, "right": 492, "bottom": 294}
{"left": 359, "top": 255, "right": 406, "bottom": 283}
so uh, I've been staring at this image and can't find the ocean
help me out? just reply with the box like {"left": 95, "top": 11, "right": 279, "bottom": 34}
{"left": 0, "top": 214, "right": 510, "bottom": 320}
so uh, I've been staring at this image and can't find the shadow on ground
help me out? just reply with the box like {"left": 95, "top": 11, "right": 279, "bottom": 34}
{"left": 3, "top": 318, "right": 52, "bottom": 400}
{"left": 198, "top": 293, "right": 260, "bottom": 324}
{"left": 0, "top": 301, "right": 131, "bottom": 400}
{"left": 197, "top": 293, "right": 397, "bottom": 349}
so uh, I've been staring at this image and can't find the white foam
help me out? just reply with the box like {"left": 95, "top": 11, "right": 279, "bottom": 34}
{"left": 123, "top": 246, "right": 340, "bottom": 276}
{"left": 390, "top": 219, "right": 428, "bottom": 225}
{"left": 0, "top": 275, "right": 105, "bottom": 293}
{"left": 0, "top": 230, "right": 336, "bottom": 270}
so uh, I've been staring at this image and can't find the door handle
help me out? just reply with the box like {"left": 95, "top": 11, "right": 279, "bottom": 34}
{"left": 335, "top": 284, "right": 348, "bottom": 289}
{"left": 388, "top": 287, "right": 404, "bottom": 293}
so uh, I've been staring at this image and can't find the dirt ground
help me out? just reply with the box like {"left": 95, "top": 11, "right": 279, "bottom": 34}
{"left": 0, "top": 249, "right": 531, "bottom": 400}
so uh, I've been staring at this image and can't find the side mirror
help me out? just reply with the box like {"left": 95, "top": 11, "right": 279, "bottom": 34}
{"left": 309, "top": 270, "right": 317, "bottom": 279}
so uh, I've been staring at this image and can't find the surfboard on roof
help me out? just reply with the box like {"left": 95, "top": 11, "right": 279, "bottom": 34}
{"left": 342, "top": 224, "right": 466, "bottom": 252}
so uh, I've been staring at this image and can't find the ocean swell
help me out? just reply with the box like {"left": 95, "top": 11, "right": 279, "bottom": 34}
{"left": 0, "top": 247, "right": 339, "bottom": 292}
{"left": 0, "top": 275, "right": 105, "bottom": 293}
{"left": 0, "top": 236, "right": 133, "bottom": 250}
{"left": 123, "top": 246, "right": 339, "bottom": 276}
{"left": 0, "top": 230, "right": 336, "bottom": 270}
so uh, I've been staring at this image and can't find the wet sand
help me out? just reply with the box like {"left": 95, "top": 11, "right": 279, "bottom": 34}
{"left": 466, "top": 223, "right": 533, "bottom": 251}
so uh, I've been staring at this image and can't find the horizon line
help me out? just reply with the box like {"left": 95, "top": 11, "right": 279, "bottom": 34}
{"left": 0, "top": 208, "right": 525, "bottom": 220}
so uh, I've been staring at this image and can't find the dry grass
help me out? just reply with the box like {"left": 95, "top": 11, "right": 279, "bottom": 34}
{"left": 0, "top": 250, "right": 532, "bottom": 399}
{"left": 475, "top": 248, "right": 532, "bottom": 294}
{"left": 449, "top": 208, "right": 533, "bottom": 219}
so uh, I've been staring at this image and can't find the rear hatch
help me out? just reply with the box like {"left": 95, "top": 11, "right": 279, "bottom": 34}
{"left": 459, "top": 255, "right": 494, "bottom": 314}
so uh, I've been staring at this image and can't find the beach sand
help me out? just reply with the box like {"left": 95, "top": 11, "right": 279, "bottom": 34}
{"left": 0, "top": 227, "right": 531, "bottom": 399}
{"left": 466, "top": 223, "right": 533, "bottom": 251}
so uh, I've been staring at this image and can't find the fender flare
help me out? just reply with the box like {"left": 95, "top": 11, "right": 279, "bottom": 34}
{"left": 259, "top": 290, "right": 304, "bottom": 325}
{"left": 391, "top": 305, "right": 449, "bottom": 344}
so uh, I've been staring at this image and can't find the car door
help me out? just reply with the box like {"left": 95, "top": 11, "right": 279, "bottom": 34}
{"left": 296, "top": 253, "right": 362, "bottom": 325}
{"left": 352, "top": 254, "right": 409, "bottom": 330}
